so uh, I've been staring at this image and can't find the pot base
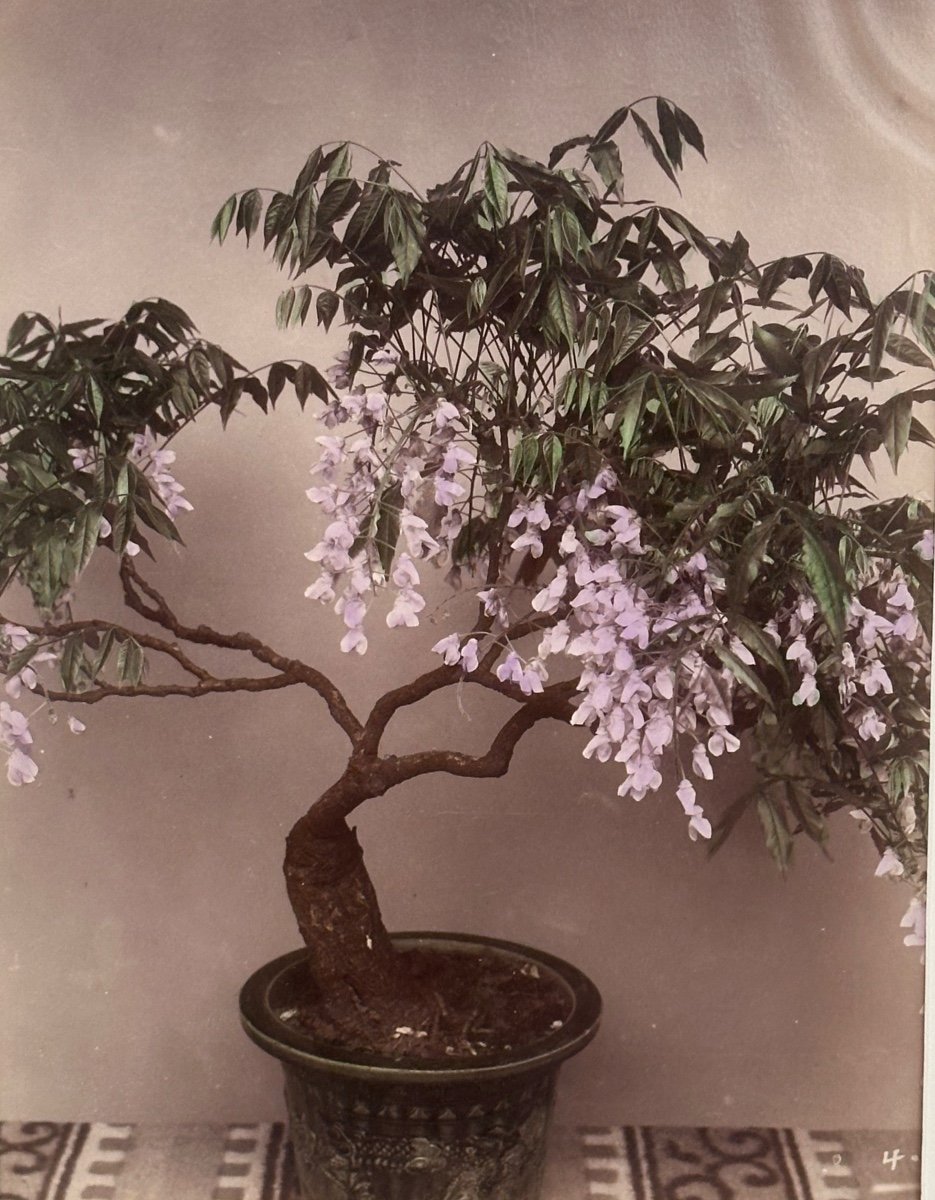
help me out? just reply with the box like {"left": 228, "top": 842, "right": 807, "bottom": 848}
{"left": 284, "top": 1059, "right": 555, "bottom": 1199}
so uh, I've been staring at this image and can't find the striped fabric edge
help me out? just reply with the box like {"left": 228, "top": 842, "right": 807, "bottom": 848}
{"left": 211, "top": 1123, "right": 290, "bottom": 1200}
{"left": 579, "top": 1126, "right": 640, "bottom": 1199}
{"left": 42, "top": 1124, "right": 135, "bottom": 1200}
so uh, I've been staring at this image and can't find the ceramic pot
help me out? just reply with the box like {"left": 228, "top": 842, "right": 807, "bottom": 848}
{"left": 239, "top": 931, "right": 601, "bottom": 1200}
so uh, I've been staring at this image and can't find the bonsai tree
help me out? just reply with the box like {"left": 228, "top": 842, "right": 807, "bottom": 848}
{"left": 1, "top": 97, "right": 930, "bottom": 1053}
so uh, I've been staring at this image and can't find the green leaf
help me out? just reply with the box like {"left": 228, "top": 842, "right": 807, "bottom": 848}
{"left": 548, "top": 134, "right": 593, "bottom": 169}
{"left": 696, "top": 280, "right": 730, "bottom": 338}
{"left": 293, "top": 146, "right": 324, "bottom": 194}
{"left": 510, "top": 434, "right": 539, "bottom": 485}
{"left": 727, "top": 513, "right": 779, "bottom": 606}
{"left": 86, "top": 377, "right": 104, "bottom": 423}
{"left": 886, "top": 332, "right": 934, "bottom": 369}
{"left": 6, "top": 312, "right": 37, "bottom": 352}
{"left": 756, "top": 793, "right": 793, "bottom": 873}
{"left": 673, "top": 104, "right": 706, "bottom": 158}
{"left": 726, "top": 613, "right": 788, "bottom": 678}
{"left": 59, "top": 634, "right": 89, "bottom": 693}
{"left": 879, "top": 392, "right": 913, "bottom": 470}
{"left": 275, "top": 289, "right": 295, "bottom": 330}
{"left": 116, "top": 636, "right": 145, "bottom": 686}
{"left": 682, "top": 378, "right": 750, "bottom": 428}
{"left": 542, "top": 433, "right": 563, "bottom": 488}
{"left": 294, "top": 186, "right": 317, "bottom": 253}
{"left": 292, "top": 363, "right": 330, "bottom": 406}
{"left": 752, "top": 324, "right": 800, "bottom": 376}
{"left": 316, "top": 177, "right": 360, "bottom": 229}
{"left": 187, "top": 347, "right": 213, "bottom": 393}
{"left": 324, "top": 141, "right": 351, "bottom": 182}
{"left": 69, "top": 503, "right": 103, "bottom": 577}
{"left": 801, "top": 336, "right": 845, "bottom": 405}
{"left": 5, "top": 639, "right": 41, "bottom": 678}
{"left": 616, "top": 375, "right": 648, "bottom": 458}
{"left": 344, "top": 185, "right": 387, "bottom": 251}
{"left": 373, "top": 481, "right": 403, "bottom": 577}
{"left": 236, "top": 189, "right": 262, "bottom": 245}
{"left": 655, "top": 98, "right": 683, "bottom": 168}
{"left": 545, "top": 275, "right": 577, "bottom": 350}
{"left": 267, "top": 361, "right": 293, "bottom": 404}
{"left": 586, "top": 141, "right": 625, "bottom": 199}
{"left": 467, "top": 277, "right": 488, "bottom": 319}
{"left": 823, "top": 256, "right": 852, "bottom": 316}
{"left": 133, "top": 488, "right": 183, "bottom": 543}
{"left": 656, "top": 251, "right": 685, "bottom": 293}
{"left": 290, "top": 285, "right": 313, "bottom": 326}
{"left": 712, "top": 642, "right": 773, "bottom": 706}
{"left": 785, "top": 781, "right": 829, "bottom": 847}
{"left": 384, "top": 194, "right": 424, "bottom": 285}
{"left": 263, "top": 192, "right": 295, "bottom": 250}
{"left": 612, "top": 312, "right": 651, "bottom": 361}
{"left": 484, "top": 152, "right": 510, "bottom": 225}
{"left": 631, "top": 110, "right": 680, "bottom": 190}
{"left": 90, "top": 627, "right": 116, "bottom": 679}
{"left": 109, "top": 462, "right": 135, "bottom": 555}
{"left": 791, "top": 511, "right": 849, "bottom": 641}
{"left": 316, "top": 290, "right": 340, "bottom": 333}
{"left": 869, "top": 297, "right": 896, "bottom": 374}
{"left": 210, "top": 194, "right": 237, "bottom": 243}
{"left": 592, "top": 105, "right": 629, "bottom": 146}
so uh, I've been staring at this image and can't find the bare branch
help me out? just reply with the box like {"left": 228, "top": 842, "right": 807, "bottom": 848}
{"left": 118, "top": 559, "right": 363, "bottom": 742}
{"left": 383, "top": 679, "right": 578, "bottom": 786}
{"left": 3, "top": 614, "right": 213, "bottom": 681}
{"left": 308, "top": 680, "right": 578, "bottom": 828}
{"left": 41, "top": 673, "right": 298, "bottom": 704}
{"left": 358, "top": 613, "right": 568, "bottom": 755}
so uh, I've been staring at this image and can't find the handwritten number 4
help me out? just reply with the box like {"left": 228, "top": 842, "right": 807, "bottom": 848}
{"left": 883, "top": 1149, "right": 905, "bottom": 1171}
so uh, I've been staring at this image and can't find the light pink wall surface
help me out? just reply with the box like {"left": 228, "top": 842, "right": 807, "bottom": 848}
{"left": 0, "top": 0, "right": 931, "bottom": 1128}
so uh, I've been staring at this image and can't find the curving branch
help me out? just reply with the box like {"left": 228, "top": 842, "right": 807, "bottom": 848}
{"left": 3, "top": 614, "right": 214, "bottom": 682}
{"left": 41, "top": 673, "right": 298, "bottom": 704}
{"left": 384, "top": 680, "right": 577, "bottom": 785}
{"left": 119, "top": 558, "right": 363, "bottom": 742}
{"left": 357, "top": 613, "right": 567, "bottom": 756}
{"left": 310, "top": 679, "right": 580, "bottom": 828}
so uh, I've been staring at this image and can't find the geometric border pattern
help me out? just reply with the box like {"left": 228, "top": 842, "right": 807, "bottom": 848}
{"left": 580, "top": 1126, "right": 922, "bottom": 1199}
{"left": 0, "top": 1121, "right": 922, "bottom": 1199}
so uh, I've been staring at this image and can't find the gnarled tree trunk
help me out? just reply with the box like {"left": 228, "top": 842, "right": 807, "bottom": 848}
{"left": 283, "top": 766, "right": 404, "bottom": 1026}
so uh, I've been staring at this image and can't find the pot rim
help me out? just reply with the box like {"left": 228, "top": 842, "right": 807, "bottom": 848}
{"left": 239, "top": 930, "right": 602, "bottom": 1084}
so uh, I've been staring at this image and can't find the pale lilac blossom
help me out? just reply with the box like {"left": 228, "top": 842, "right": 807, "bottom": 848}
{"left": 900, "top": 897, "right": 926, "bottom": 947}
{"left": 914, "top": 529, "right": 934, "bottom": 561}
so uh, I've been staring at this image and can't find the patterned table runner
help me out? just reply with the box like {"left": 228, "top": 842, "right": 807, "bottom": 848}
{"left": 0, "top": 1121, "right": 922, "bottom": 1199}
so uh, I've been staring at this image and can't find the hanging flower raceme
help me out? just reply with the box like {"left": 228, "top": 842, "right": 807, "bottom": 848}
{"left": 303, "top": 340, "right": 479, "bottom": 642}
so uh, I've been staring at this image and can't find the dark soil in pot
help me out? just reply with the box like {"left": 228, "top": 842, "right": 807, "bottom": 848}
{"left": 284, "top": 944, "right": 574, "bottom": 1062}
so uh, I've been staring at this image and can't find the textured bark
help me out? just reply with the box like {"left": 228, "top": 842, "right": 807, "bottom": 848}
{"left": 284, "top": 802, "right": 401, "bottom": 1011}
{"left": 283, "top": 693, "right": 576, "bottom": 1015}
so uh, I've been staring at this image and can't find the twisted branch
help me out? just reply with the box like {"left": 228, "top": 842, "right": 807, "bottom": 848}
{"left": 310, "top": 679, "right": 579, "bottom": 827}
{"left": 119, "top": 559, "right": 363, "bottom": 742}
{"left": 357, "top": 612, "right": 565, "bottom": 755}
{"left": 42, "top": 674, "right": 297, "bottom": 704}
{"left": 385, "top": 679, "right": 578, "bottom": 783}
{"left": 3, "top": 614, "right": 213, "bottom": 681}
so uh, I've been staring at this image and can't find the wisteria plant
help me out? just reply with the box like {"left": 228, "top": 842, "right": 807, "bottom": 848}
{"left": 1, "top": 97, "right": 932, "bottom": 1049}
